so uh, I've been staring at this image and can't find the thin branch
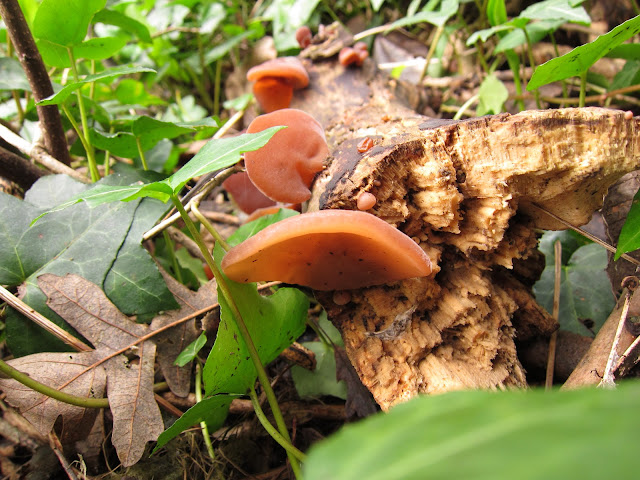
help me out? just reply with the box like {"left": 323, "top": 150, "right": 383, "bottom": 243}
{"left": 0, "top": 0, "right": 71, "bottom": 166}
{"left": 0, "top": 144, "right": 46, "bottom": 189}
{"left": 599, "top": 290, "right": 632, "bottom": 388}
{"left": 0, "top": 123, "right": 89, "bottom": 183}
{"left": 0, "top": 285, "right": 92, "bottom": 352}
{"left": 531, "top": 203, "right": 640, "bottom": 267}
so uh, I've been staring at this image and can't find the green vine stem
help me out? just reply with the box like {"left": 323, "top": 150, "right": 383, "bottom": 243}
{"left": 579, "top": 70, "right": 587, "bottom": 107}
{"left": 196, "top": 363, "right": 216, "bottom": 460}
{"left": 169, "top": 195, "right": 302, "bottom": 475}
{"left": 191, "top": 202, "right": 230, "bottom": 251}
{"left": 0, "top": 357, "right": 109, "bottom": 409}
{"left": 249, "top": 385, "right": 307, "bottom": 464}
{"left": 66, "top": 47, "right": 99, "bottom": 182}
{"left": 162, "top": 230, "right": 184, "bottom": 284}
{"left": 135, "top": 136, "right": 149, "bottom": 171}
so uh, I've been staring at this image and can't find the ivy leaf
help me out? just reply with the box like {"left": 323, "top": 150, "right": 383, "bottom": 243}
{"left": 534, "top": 234, "right": 614, "bottom": 336}
{"left": 174, "top": 332, "right": 207, "bottom": 367}
{"left": 1, "top": 174, "right": 177, "bottom": 356}
{"left": 304, "top": 382, "right": 640, "bottom": 479}
{"left": 528, "top": 15, "right": 640, "bottom": 90}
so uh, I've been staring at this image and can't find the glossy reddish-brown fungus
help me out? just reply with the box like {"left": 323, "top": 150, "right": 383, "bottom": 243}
{"left": 357, "top": 137, "right": 374, "bottom": 153}
{"left": 296, "top": 26, "right": 312, "bottom": 48}
{"left": 244, "top": 109, "right": 329, "bottom": 204}
{"left": 247, "top": 57, "right": 309, "bottom": 113}
{"left": 221, "top": 210, "right": 432, "bottom": 291}
{"left": 357, "top": 192, "right": 377, "bottom": 210}
{"left": 222, "top": 171, "right": 276, "bottom": 214}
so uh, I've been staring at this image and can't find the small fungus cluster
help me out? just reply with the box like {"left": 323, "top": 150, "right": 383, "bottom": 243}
{"left": 246, "top": 57, "right": 309, "bottom": 113}
{"left": 339, "top": 42, "right": 369, "bottom": 67}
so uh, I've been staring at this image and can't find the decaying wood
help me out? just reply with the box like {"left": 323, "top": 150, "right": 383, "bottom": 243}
{"left": 290, "top": 58, "right": 640, "bottom": 410}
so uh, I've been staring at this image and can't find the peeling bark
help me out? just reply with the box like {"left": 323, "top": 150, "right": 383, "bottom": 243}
{"left": 293, "top": 59, "right": 640, "bottom": 409}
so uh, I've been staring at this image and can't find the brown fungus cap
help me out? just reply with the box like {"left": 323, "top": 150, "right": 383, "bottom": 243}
{"left": 247, "top": 57, "right": 309, "bottom": 113}
{"left": 221, "top": 210, "right": 433, "bottom": 291}
{"left": 222, "top": 171, "right": 276, "bottom": 214}
{"left": 244, "top": 109, "right": 329, "bottom": 204}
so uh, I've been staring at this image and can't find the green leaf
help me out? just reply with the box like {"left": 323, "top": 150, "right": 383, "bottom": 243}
{"left": 115, "top": 79, "right": 165, "bottom": 106}
{"left": 466, "top": 24, "right": 513, "bottom": 46}
{"left": 606, "top": 43, "right": 640, "bottom": 60}
{"left": 616, "top": 187, "right": 640, "bottom": 259}
{"left": 174, "top": 332, "right": 207, "bottom": 367}
{"left": 131, "top": 116, "right": 194, "bottom": 140}
{"left": 486, "top": 0, "right": 507, "bottom": 26}
{"left": 32, "top": 0, "right": 107, "bottom": 46}
{"left": 155, "top": 395, "right": 236, "bottom": 450}
{"left": 0, "top": 57, "right": 31, "bottom": 91}
{"left": 534, "top": 238, "right": 614, "bottom": 336}
{"left": 203, "top": 246, "right": 309, "bottom": 396}
{"left": 291, "top": 341, "right": 347, "bottom": 400}
{"left": 227, "top": 208, "right": 300, "bottom": 247}
{"left": 2, "top": 174, "right": 177, "bottom": 356}
{"left": 610, "top": 60, "right": 640, "bottom": 91}
{"left": 37, "top": 65, "right": 156, "bottom": 106}
{"left": 495, "top": 19, "right": 565, "bottom": 53}
{"left": 166, "top": 127, "right": 283, "bottom": 192}
{"left": 304, "top": 381, "right": 640, "bottom": 480}
{"left": 528, "top": 15, "right": 640, "bottom": 90}
{"left": 156, "top": 236, "right": 308, "bottom": 445}
{"left": 390, "top": 0, "right": 458, "bottom": 29}
{"left": 476, "top": 73, "right": 508, "bottom": 115}
{"left": 519, "top": 0, "right": 590, "bottom": 24}
{"left": 93, "top": 8, "right": 152, "bottom": 43}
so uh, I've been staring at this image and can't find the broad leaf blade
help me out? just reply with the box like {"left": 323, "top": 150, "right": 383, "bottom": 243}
{"left": 528, "top": 15, "right": 640, "bottom": 90}
{"left": 32, "top": 0, "right": 106, "bottom": 46}
{"left": 37, "top": 65, "right": 156, "bottom": 106}
{"left": 167, "top": 127, "right": 284, "bottom": 192}
{"left": 304, "top": 382, "right": 640, "bottom": 480}
{"left": 93, "top": 8, "right": 152, "bottom": 43}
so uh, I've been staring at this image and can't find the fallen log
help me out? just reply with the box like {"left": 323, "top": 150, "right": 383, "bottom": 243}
{"left": 290, "top": 53, "right": 640, "bottom": 410}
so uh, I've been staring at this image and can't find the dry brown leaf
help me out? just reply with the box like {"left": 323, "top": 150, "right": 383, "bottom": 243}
{"left": 151, "top": 269, "right": 217, "bottom": 397}
{"left": 0, "top": 272, "right": 217, "bottom": 467}
{"left": 0, "top": 350, "right": 105, "bottom": 444}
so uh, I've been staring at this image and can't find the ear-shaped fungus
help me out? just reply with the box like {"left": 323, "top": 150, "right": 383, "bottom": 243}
{"left": 221, "top": 210, "right": 432, "bottom": 291}
{"left": 222, "top": 171, "right": 276, "bottom": 214}
{"left": 244, "top": 109, "right": 329, "bottom": 204}
{"left": 247, "top": 57, "right": 309, "bottom": 113}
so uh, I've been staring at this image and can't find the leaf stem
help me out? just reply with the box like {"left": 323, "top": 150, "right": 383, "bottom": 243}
{"left": 135, "top": 136, "right": 149, "bottom": 171}
{"left": 66, "top": 47, "right": 99, "bottom": 182}
{"left": 196, "top": 363, "right": 216, "bottom": 460}
{"left": 0, "top": 357, "right": 109, "bottom": 409}
{"left": 419, "top": 24, "right": 445, "bottom": 83}
{"left": 579, "top": 70, "right": 587, "bottom": 107}
{"left": 169, "top": 195, "right": 301, "bottom": 474}
{"left": 191, "top": 202, "right": 230, "bottom": 251}
{"left": 249, "top": 385, "right": 307, "bottom": 463}
{"left": 162, "top": 230, "right": 184, "bottom": 284}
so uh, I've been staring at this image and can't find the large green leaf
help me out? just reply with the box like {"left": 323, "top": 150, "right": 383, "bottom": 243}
{"left": 304, "top": 381, "right": 640, "bottom": 480}
{"left": 519, "top": 0, "right": 589, "bottom": 23}
{"left": 534, "top": 232, "right": 614, "bottom": 336}
{"left": 528, "top": 15, "right": 640, "bottom": 90}
{"left": 37, "top": 66, "right": 156, "bottom": 106}
{"left": 32, "top": 0, "right": 106, "bottom": 46}
{"left": 93, "top": 8, "right": 152, "bottom": 43}
{"left": 389, "top": 0, "right": 458, "bottom": 29}
{"left": 34, "top": 129, "right": 281, "bottom": 223}
{"left": 156, "top": 212, "right": 309, "bottom": 447}
{"left": 166, "top": 126, "right": 283, "bottom": 192}
{"left": 1, "top": 174, "right": 177, "bottom": 356}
